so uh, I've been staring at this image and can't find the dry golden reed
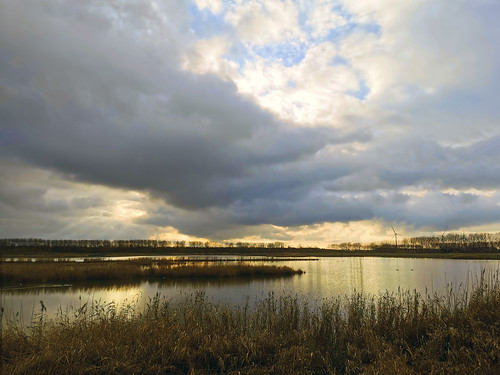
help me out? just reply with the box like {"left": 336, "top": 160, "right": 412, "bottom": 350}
{"left": 2, "top": 271, "right": 499, "bottom": 374}
{"left": 1, "top": 259, "right": 303, "bottom": 285}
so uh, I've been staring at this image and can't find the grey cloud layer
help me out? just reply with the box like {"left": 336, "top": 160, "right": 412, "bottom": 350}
{"left": 1, "top": 1, "right": 499, "bottom": 239}
{"left": 0, "top": 2, "right": 355, "bottom": 208}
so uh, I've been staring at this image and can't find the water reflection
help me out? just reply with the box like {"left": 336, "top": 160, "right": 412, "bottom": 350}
{"left": 2, "top": 257, "right": 499, "bottom": 327}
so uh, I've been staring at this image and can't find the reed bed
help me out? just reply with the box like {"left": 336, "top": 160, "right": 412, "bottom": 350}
{"left": 2, "top": 272, "right": 499, "bottom": 374}
{"left": 1, "top": 260, "right": 303, "bottom": 285}
{"left": 3, "top": 256, "right": 317, "bottom": 263}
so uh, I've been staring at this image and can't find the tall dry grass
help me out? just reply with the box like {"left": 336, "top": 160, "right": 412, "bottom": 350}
{"left": 1, "top": 271, "right": 499, "bottom": 374}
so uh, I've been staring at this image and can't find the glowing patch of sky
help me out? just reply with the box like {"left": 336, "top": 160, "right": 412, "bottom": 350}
{"left": 297, "top": 9, "right": 314, "bottom": 36}
{"left": 346, "top": 77, "right": 370, "bottom": 101}
{"left": 327, "top": 55, "right": 369, "bottom": 100}
{"left": 188, "top": 3, "right": 231, "bottom": 37}
{"left": 222, "top": 41, "right": 255, "bottom": 74}
{"left": 361, "top": 23, "right": 381, "bottom": 35}
{"left": 188, "top": 0, "right": 380, "bottom": 69}
{"left": 319, "top": 21, "right": 380, "bottom": 44}
{"left": 252, "top": 40, "right": 309, "bottom": 67}
{"left": 297, "top": 1, "right": 350, "bottom": 34}
{"left": 296, "top": 2, "right": 380, "bottom": 44}
{"left": 329, "top": 55, "right": 349, "bottom": 66}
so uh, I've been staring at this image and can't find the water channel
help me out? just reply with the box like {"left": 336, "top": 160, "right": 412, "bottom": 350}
{"left": 2, "top": 256, "right": 499, "bottom": 326}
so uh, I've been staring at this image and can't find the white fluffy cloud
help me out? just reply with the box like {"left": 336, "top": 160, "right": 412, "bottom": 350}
{"left": 307, "top": 1, "right": 347, "bottom": 37}
{"left": 225, "top": 0, "right": 304, "bottom": 45}
{"left": 195, "top": 0, "right": 223, "bottom": 15}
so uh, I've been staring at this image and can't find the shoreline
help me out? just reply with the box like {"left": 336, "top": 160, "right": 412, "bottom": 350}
{"left": 2, "top": 246, "right": 500, "bottom": 260}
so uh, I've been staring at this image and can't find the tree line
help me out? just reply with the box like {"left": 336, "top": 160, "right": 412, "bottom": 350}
{"left": 2, "top": 232, "right": 499, "bottom": 253}
{"left": 0, "top": 238, "right": 287, "bottom": 250}
{"left": 329, "top": 232, "right": 500, "bottom": 252}
{"left": 398, "top": 232, "right": 500, "bottom": 252}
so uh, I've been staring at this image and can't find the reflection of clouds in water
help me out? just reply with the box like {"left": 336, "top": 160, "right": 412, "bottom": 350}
{"left": 1, "top": 283, "right": 141, "bottom": 295}
{"left": 1, "top": 283, "right": 146, "bottom": 326}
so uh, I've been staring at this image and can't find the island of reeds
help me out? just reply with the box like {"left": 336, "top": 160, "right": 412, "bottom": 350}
{"left": 2, "top": 272, "right": 499, "bottom": 374}
{"left": 0, "top": 258, "right": 304, "bottom": 286}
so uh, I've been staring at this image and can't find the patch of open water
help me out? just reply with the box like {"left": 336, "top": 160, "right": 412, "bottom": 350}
{"left": 2, "top": 256, "right": 499, "bottom": 326}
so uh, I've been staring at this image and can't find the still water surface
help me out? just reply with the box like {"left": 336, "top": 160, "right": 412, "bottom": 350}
{"left": 2, "top": 256, "right": 499, "bottom": 326}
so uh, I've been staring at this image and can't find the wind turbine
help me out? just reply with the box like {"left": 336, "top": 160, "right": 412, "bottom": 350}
{"left": 391, "top": 226, "right": 402, "bottom": 249}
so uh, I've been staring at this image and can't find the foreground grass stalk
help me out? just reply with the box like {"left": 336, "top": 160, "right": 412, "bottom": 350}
{"left": 2, "top": 275, "right": 500, "bottom": 374}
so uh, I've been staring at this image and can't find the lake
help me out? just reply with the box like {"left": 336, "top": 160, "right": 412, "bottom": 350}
{"left": 2, "top": 256, "right": 499, "bottom": 326}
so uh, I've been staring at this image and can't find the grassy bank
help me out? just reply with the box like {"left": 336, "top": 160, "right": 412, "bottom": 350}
{"left": 1, "top": 259, "right": 303, "bottom": 286}
{"left": 2, "top": 274, "right": 499, "bottom": 374}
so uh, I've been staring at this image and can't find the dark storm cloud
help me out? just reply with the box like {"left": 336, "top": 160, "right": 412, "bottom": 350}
{"left": 371, "top": 191, "right": 500, "bottom": 231}
{"left": 377, "top": 136, "right": 500, "bottom": 190}
{"left": 0, "top": 51, "right": 356, "bottom": 209}
{"left": 0, "top": 1, "right": 359, "bottom": 213}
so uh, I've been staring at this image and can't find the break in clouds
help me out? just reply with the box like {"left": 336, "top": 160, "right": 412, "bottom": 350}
{"left": 1, "top": 1, "right": 499, "bottom": 243}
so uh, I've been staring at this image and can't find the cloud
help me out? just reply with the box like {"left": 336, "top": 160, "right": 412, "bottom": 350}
{"left": 307, "top": 1, "right": 347, "bottom": 38}
{"left": 194, "top": 0, "right": 223, "bottom": 15}
{"left": 1, "top": 0, "right": 499, "bottom": 243}
{"left": 225, "top": 0, "right": 303, "bottom": 45}
{"left": 0, "top": 161, "right": 155, "bottom": 239}
{"left": 0, "top": 1, "right": 363, "bottom": 228}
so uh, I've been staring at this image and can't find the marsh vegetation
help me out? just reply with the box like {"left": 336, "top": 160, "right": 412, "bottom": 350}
{"left": 0, "top": 258, "right": 304, "bottom": 286}
{"left": 2, "top": 272, "right": 499, "bottom": 374}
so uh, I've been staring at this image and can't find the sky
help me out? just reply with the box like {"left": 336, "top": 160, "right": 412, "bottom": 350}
{"left": 1, "top": 0, "right": 499, "bottom": 247}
